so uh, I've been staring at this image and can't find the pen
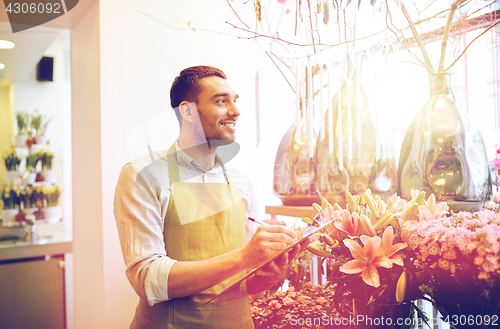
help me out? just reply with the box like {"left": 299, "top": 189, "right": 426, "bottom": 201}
{"left": 248, "top": 217, "right": 267, "bottom": 226}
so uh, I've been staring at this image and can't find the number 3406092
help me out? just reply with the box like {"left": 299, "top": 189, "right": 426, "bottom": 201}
{"left": 6, "top": 3, "right": 62, "bottom": 14}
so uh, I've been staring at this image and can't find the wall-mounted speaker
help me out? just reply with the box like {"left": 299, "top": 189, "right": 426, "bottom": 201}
{"left": 37, "top": 57, "right": 54, "bottom": 81}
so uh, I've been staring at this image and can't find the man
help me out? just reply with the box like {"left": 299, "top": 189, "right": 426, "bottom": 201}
{"left": 114, "top": 66, "right": 307, "bottom": 328}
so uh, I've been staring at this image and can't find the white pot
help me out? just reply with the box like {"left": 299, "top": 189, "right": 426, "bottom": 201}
{"left": 42, "top": 206, "right": 62, "bottom": 223}
{"left": 25, "top": 172, "right": 37, "bottom": 185}
{"left": 15, "top": 135, "right": 28, "bottom": 147}
{"left": 23, "top": 207, "right": 38, "bottom": 217}
{"left": 1, "top": 208, "right": 19, "bottom": 227}
{"left": 41, "top": 169, "right": 56, "bottom": 184}
{"left": 35, "top": 135, "right": 47, "bottom": 145}
{"left": 5, "top": 171, "right": 19, "bottom": 185}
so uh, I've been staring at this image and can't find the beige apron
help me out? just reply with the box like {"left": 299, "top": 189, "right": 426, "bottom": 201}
{"left": 130, "top": 144, "right": 254, "bottom": 329}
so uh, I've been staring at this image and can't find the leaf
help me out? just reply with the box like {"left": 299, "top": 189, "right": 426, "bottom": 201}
{"left": 367, "top": 285, "right": 387, "bottom": 305}
{"left": 411, "top": 303, "right": 432, "bottom": 329}
{"left": 302, "top": 217, "right": 313, "bottom": 224}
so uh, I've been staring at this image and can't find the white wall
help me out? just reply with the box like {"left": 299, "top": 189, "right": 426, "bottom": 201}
{"left": 71, "top": 2, "right": 106, "bottom": 328}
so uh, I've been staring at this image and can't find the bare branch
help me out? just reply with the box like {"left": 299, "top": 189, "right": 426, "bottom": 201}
{"left": 438, "top": 0, "right": 467, "bottom": 72}
{"left": 400, "top": 2, "right": 435, "bottom": 74}
{"left": 265, "top": 51, "right": 295, "bottom": 93}
{"left": 444, "top": 18, "right": 500, "bottom": 71}
{"left": 226, "top": 0, "right": 251, "bottom": 30}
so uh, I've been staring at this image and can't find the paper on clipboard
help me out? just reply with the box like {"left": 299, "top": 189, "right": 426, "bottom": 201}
{"left": 204, "top": 219, "right": 333, "bottom": 304}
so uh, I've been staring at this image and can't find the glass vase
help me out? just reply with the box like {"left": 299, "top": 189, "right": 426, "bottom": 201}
{"left": 397, "top": 73, "right": 491, "bottom": 212}
{"left": 273, "top": 118, "right": 320, "bottom": 206}
{"left": 316, "top": 74, "right": 397, "bottom": 207}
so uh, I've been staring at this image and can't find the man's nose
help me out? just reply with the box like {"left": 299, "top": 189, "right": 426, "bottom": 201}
{"left": 228, "top": 101, "right": 240, "bottom": 117}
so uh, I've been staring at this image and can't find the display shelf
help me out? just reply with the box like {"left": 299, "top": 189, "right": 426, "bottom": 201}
{"left": 265, "top": 205, "right": 318, "bottom": 220}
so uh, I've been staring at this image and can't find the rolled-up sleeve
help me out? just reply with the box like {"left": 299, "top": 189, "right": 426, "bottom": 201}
{"left": 114, "top": 160, "right": 176, "bottom": 306}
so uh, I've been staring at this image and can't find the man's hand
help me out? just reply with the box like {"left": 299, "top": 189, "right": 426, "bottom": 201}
{"left": 240, "top": 223, "right": 297, "bottom": 269}
{"left": 246, "top": 236, "right": 311, "bottom": 294}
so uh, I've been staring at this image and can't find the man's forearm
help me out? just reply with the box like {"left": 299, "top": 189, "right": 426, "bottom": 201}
{"left": 167, "top": 248, "right": 248, "bottom": 298}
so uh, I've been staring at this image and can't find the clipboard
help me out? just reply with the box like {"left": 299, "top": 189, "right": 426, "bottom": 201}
{"left": 204, "top": 219, "right": 333, "bottom": 304}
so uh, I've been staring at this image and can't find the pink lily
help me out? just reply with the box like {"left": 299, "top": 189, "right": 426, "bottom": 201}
{"left": 334, "top": 209, "right": 361, "bottom": 238}
{"left": 358, "top": 214, "right": 376, "bottom": 237}
{"left": 419, "top": 194, "right": 448, "bottom": 221}
{"left": 378, "top": 226, "right": 408, "bottom": 266}
{"left": 323, "top": 206, "right": 339, "bottom": 238}
{"left": 339, "top": 236, "right": 392, "bottom": 287}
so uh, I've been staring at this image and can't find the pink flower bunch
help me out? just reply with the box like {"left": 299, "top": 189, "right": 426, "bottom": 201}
{"left": 406, "top": 210, "right": 500, "bottom": 279}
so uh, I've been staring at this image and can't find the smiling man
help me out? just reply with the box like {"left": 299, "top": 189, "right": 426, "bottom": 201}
{"left": 114, "top": 66, "right": 307, "bottom": 328}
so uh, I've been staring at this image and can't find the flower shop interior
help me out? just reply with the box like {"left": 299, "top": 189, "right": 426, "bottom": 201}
{"left": 0, "top": 0, "right": 500, "bottom": 328}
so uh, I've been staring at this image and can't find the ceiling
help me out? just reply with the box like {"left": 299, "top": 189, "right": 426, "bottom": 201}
{"left": 0, "top": 0, "right": 98, "bottom": 87}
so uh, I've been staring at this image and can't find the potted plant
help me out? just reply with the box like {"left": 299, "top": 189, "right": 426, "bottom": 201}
{"left": 15, "top": 111, "right": 30, "bottom": 146}
{"left": 1, "top": 186, "right": 19, "bottom": 226}
{"left": 2, "top": 148, "right": 21, "bottom": 185}
{"left": 30, "top": 110, "right": 52, "bottom": 145}
{"left": 19, "top": 186, "right": 39, "bottom": 217}
{"left": 40, "top": 151, "right": 55, "bottom": 184}
{"left": 41, "top": 185, "right": 61, "bottom": 223}
{"left": 25, "top": 151, "right": 42, "bottom": 184}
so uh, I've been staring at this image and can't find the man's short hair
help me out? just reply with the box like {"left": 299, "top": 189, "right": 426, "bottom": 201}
{"left": 170, "top": 66, "right": 227, "bottom": 123}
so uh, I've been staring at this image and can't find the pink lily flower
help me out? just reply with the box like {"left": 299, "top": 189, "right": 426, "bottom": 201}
{"left": 358, "top": 214, "right": 376, "bottom": 237}
{"left": 323, "top": 205, "right": 339, "bottom": 238}
{"left": 339, "top": 236, "right": 392, "bottom": 287}
{"left": 378, "top": 226, "right": 408, "bottom": 266}
{"left": 334, "top": 209, "right": 361, "bottom": 238}
{"left": 419, "top": 194, "right": 448, "bottom": 221}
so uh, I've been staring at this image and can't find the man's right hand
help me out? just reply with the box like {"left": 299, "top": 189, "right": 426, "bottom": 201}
{"left": 240, "top": 224, "right": 297, "bottom": 269}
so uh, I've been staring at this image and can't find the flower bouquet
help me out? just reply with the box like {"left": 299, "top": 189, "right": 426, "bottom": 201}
{"left": 405, "top": 198, "right": 500, "bottom": 328}
{"left": 300, "top": 190, "right": 445, "bottom": 327}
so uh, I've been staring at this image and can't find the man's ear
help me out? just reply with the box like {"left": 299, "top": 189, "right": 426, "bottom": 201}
{"left": 179, "top": 101, "right": 197, "bottom": 124}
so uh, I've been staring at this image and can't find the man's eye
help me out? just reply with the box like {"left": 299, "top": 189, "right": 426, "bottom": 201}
{"left": 216, "top": 99, "right": 226, "bottom": 104}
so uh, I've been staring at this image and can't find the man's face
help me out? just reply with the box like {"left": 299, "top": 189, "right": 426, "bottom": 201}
{"left": 195, "top": 76, "right": 240, "bottom": 145}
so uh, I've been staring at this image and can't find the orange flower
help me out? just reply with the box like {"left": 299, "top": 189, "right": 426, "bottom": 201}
{"left": 339, "top": 236, "right": 392, "bottom": 287}
{"left": 323, "top": 206, "right": 340, "bottom": 238}
{"left": 358, "top": 214, "right": 376, "bottom": 237}
{"left": 316, "top": 297, "right": 327, "bottom": 304}
{"left": 283, "top": 296, "right": 295, "bottom": 306}
{"left": 378, "top": 226, "right": 408, "bottom": 266}
{"left": 251, "top": 306, "right": 260, "bottom": 315}
{"left": 334, "top": 209, "right": 361, "bottom": 237}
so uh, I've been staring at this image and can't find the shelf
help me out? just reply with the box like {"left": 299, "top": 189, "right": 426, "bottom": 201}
{"left": 265, "top": 205, "right": 317, "bottom": 220}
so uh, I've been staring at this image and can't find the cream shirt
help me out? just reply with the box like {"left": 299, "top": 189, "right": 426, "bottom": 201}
{"left": 114, "top": 142, "right": 260, "bottom": 306}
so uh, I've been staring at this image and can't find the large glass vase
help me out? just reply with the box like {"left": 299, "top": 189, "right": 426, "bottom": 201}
{"left": 316, "top": 75, "right": 397, "bottom": 207}
{"left": 397, "top": 73, "right": 491, "bottom": 212}
{"left": 273, "top": 118, "right": 320, "bottom": 206}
